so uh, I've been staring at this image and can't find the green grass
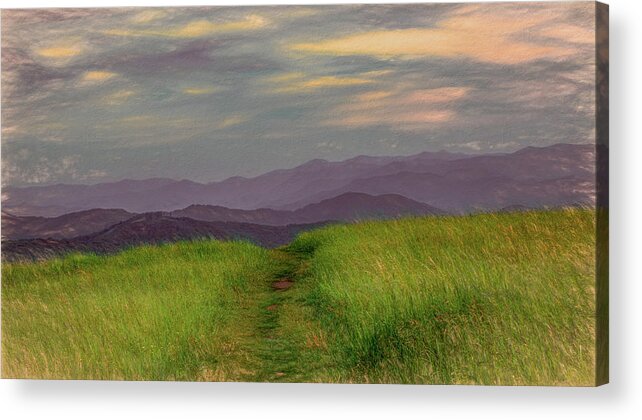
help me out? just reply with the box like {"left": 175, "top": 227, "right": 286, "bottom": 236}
{"left": 1, "top": 240, "right": 278, "bottom": 381}
{"left": 285, "top": 208, "right": 596, "bottom": 385}
{"left": 1, "top": 209, "right": 597, "bottom": 385}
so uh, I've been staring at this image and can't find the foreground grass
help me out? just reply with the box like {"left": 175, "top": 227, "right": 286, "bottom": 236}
{"left": 2, "top": 209, "right": 597, "bottom": 384}
{"left": 286, "top": 208, "right": 596, "bottom": 385}
{"left": 1, "top": 240, "right": 276, "bottom": 380}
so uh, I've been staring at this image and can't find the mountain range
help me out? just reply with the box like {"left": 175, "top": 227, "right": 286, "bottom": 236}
{"left": 2, "top": 143, "right": 595, "bottom": 217}
{"left": 2, "top": 192, "right": 443, "bottom": 241}
{"left": 1, "top": 143, "right": 596, "bottom": 261}
{"left": 1, "top": 209, "right": 135, "bottom": 240}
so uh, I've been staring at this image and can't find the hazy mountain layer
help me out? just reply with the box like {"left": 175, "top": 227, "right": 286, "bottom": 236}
{"left": 2, "top": 143, "right": 595, "bottom": 217}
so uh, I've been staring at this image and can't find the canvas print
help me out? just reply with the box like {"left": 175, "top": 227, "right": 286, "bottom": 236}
{"left": 0, "top": 2, "right": 608, "bottom": 385}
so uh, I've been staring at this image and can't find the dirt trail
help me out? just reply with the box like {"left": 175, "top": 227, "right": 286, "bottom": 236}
{"left": 272, "top": 279, "right": 294, "bottom": 290}
{"left": 242, "top": 249, "right": 308, "bottom": 382}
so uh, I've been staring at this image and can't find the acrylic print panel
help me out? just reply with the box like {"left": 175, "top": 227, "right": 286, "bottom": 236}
{"left": 0, "top": 2, "right": 608, "bottom": 386}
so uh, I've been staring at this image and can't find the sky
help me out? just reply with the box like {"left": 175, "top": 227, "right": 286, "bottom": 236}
{"left": 1, "top": 2, "right": 596, "bottom": 187}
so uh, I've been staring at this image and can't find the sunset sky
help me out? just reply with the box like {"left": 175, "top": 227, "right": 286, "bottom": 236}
{"left": 1, "top": 2, "right": 596, "bottom": 186}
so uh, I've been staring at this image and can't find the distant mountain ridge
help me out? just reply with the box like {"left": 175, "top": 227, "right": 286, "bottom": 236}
{"left": 2, "top": 193, "right": 443, "bottom": 240}
{"left": 171, "top": 192, "right": 443, "bottom": 225}
{"left": 1, "top": 214, "right": 327, "bottom": 262}
{"left": 1, "top": 209, "right": 134, "bottom": 240}
{"left": 2, "top": 143, "right": 595, "bottom": 217}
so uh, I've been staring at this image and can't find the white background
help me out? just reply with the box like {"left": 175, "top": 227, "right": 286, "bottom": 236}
{"left": 0, "top": 0, "right": 640, "bottom": 419}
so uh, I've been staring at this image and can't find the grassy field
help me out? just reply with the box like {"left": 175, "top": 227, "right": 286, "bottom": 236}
{"left": 1, "top": 209, "right": 597, "bottom": 385}
{"left": 1, "top": 241, "right": 279, "bottom": 381}
{"left": 285, "top": 208, "right": 597, "bottom": 385}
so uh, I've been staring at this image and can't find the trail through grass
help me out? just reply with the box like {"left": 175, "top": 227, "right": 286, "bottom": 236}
{"left": 244, "top": 249, "right": 333, "bottom": 382}
{"left": 2, "top": 209, "right": 597, "bottom": 385}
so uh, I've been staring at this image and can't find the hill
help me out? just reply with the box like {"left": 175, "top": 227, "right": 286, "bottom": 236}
{"left": 1, "top": 209, "right": 135, "bottom": 240}
{"left": 281, "top": 208, "right": 596, "bottom": 384}
{"left": 1, "top": 209, "right": 597, "bottom": 385}
{"left": 1, "top": 213, "right": 325, "bottom": 262}
{"left": 171, "top": 192, "right": 444, "bottom": 225}
{"left": 2, "top": 193, "right": 442, "bottom": 242}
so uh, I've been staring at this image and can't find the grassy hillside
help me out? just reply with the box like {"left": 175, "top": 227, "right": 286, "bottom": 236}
{"left": 1, "top": 241, "right": 279, "bottom": 380}
{"left": 1, "top": 209, "right": 597, "bottom": 384}
{"left": 285, "top": 208, "right": 596, "bottom": 385}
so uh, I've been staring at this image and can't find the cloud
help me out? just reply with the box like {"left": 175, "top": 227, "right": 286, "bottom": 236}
{"left": 104, "top": 14, "right": 268, "bottom": 38}
{"left": 130, "top": 9, "right": 168, "bottom": 24}
{"left": 2, "top": 9, "right": 96, "bottom": 26}
{"left": 1, "top": 48, "right": 74, "bottom": 97}
{"left": 332, "top": 110, "right": 454, "bottom": 127}
{"left": 326, "top": 86, "right": 471, "bottom": 130}
{"left": 81, "top": 71, "right": 117, "bottom": 82}
{"left": 1, "top": 3, "right": 596, "bottom": 186}
{"left": 299, "top": 76, "right": 373, "bottom": 90}
{"left": 35, "top": 46, "right": 83, "bottom": 59}
{"left": 33, "top": 39, "right": 86, "bottom": 62}
{"left": 99, "top": 40, "right": 279, "bottom": 76}
{"left": 289, "top": 4, "right": 587, "bottom": 64}
{"left": 540, "top": 24, "right": 594, "bottom": 45}
{"left": 182, "top": 87, "right": 217, "bottom": 95}
{"left": 102, "top": 89, "right": 135, "bottom": 105}
{"left": 217, "top": 116, "right": 247, "bottom": 129}
{"left": 264, "top": 72, "right": 306, "bottom": 83}
{"left": 120, "top": 115, "right": 155, "bottom": 124}
{"left": 114, "top": 115, "right": 197, "bottom": 132}
{"left": 273, "top": 7, "right": 323, "bottom": 20}
{"left": 1, "top": 154, "right": 82, "bottom": 185}
{"left": 268, "top": 74, "right": 374, "bottom": 93}
{"left": 461, "top": 141, "right": 482, "bottom": 151}
{"left": 345, "top": 87, "right": 470, "bottom": 111}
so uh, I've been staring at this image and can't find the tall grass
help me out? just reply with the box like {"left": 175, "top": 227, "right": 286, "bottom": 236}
{"left": 287, "top": 209, "right": 596, "bottom": 385}
{"left": 2, "top": 240, "right": 274, "bottom": 380}
{"left": 2, "top": 209, "right": 597, "bottom": 384}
